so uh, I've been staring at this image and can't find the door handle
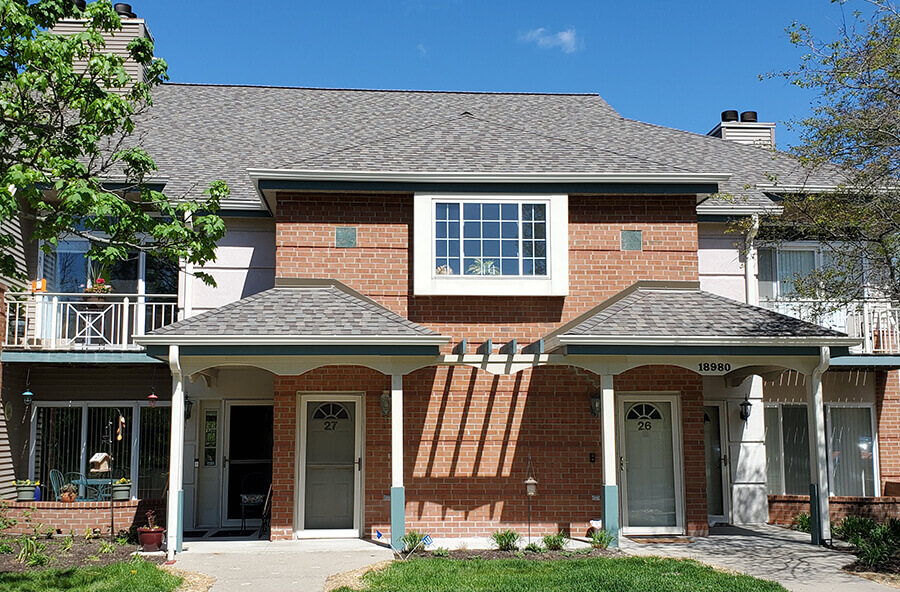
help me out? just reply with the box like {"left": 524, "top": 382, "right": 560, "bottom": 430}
{"left": 721, "top": 455, "right": 728, "bottom": 467}
{"left": 619, "top": 456, "right": 627, "bottom": 471}
{"left": 356, "top": 457, "right": 362, "bottom": 472}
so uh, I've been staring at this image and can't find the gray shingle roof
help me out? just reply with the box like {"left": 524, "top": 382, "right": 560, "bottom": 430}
{"left": 148, "top": 279, "right": 439, "bottom": 338}
{"left": 136, "top": 84, "right": 840, "bottom": 210}
{"left": 544, "top": 281, "right": 847, "bottom": 345}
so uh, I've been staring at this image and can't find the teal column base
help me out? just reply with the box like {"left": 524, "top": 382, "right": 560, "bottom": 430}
{"left": 391, "top": 486, "right": 405, "bottom": 549}
{"left": 602, "top": 485, "right": 619, "bottom": 548}
{"left": 176, "top": 490, "right": 184, "bottom": 553}
{"left": 809, "top": 483, "right": 821, "bottom": 546}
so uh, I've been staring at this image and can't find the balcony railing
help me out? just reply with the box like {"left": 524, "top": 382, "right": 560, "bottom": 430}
{"left": 4, "top": 293, "right": 178, "bottom": 351}
{"left": 762, "top": 299, "right": 900, "bottom": 354}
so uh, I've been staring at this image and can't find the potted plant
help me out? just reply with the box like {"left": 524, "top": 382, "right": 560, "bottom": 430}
{"left": 83, "top": 276, "right": 113, "bottom": 304}
{"left": 59, "top": 482, "right": 78, "bottom": 503}
{"left": 111, "top": 477, "right": 131, "bottom": 501}
{"left": 14, "top": 479, "right": 39, "bottom": 501}
{"left": 138, "top": 510, "right": 165, "bottom": 552}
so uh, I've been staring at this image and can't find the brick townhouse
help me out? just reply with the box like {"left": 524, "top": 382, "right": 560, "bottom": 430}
{"left": 2, "top": 10, "right": 899, "bottom": 559}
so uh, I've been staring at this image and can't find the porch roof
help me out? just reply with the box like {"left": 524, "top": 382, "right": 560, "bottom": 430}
{"left": 542, "top": 281, "right": 859, "bottom": 354}
{"left": 135, "top": 278, "right": 448, "bottom": 353}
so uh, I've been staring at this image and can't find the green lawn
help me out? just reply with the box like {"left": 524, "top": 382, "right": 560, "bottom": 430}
{"left": 337, "top": 556, "right": 788, "bottom": 592}
{"left": 0, "top": 557, "right": 182, "bottom": 592}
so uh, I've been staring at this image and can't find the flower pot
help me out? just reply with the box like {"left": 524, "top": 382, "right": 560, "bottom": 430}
{"left": 111, "top": 483, "right": 131, "bottom": 501}
{"left": 60, "top": 491, "right": 76, "bottom": 503}
{"left": 15, "top": 484, "right": 36, "bottom": 502}
{"left": 138, "top": 527, "right": 165, "bottom": 552}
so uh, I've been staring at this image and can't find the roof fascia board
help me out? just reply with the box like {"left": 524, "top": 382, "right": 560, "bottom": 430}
{"left": 557, "top": 335, "right": 859, "bottom": 347}
{"left": 146, "top": 344, "right": 443, "bottom": 358}
{"left": 248, "top": 169, "right": 732, "bottom": 184}
{"left": 135, "top": 335, "right": 450, "bottom": 347}
{"left": 562, "top": 344, "right": 833, "bottom": 357}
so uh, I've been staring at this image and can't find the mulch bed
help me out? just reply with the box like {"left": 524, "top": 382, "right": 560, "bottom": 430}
{"left": 0, "top": 535, "right": 164, "bottom": 573}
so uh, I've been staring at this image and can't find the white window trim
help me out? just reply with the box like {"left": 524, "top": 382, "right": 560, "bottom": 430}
{"left": 413, "top": 193, "right": 569, "bottom": 296}
{"left": 764, "top": 401, "right": 880, "bottom": 497}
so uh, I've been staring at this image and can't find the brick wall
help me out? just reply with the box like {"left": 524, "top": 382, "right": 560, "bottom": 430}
{"left": 768, "top": 495, "right": 900, "bottom": 527}
{"left": 274, "top": 192, "right": 699, "bottom": 346}
{"left": 270, "top": 363, "right": 705, "bottom": 540}
{"left": 876, "top": 370, "right": 900, "bottom": 487}
{"left": 2, "top": 499, "right": 165, "bottom": 536}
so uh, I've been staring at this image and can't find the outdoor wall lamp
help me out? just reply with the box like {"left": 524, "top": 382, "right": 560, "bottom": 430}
{"left": 147, "top": 387, "right": 158, "bottom": 408}
{"left": 739, "top": 396, "right": 753, "bottom": 421}
{"left": 525, "top": 476, "right": 538, "bottom": 497}
{"left": 589, "top": 393, "right": 602, "bottom": 418}
{"left": 184, "top": 395, "right": 194, "bottom": 420}
{"left": 380, "top": 391, "right": 391, "bottom": 417}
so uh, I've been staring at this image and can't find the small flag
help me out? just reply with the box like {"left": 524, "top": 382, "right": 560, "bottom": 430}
{"left": 376, "top": 530, "right": 383, "bottom": 539}
{"left": 423, "top": 535, "right": 433, "bottom": 546}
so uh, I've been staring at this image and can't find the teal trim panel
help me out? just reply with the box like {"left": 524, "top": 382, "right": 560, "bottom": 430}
{"left": 257, "top": 180, "right": 719, "bottom": 195}
{"left": 0, "top": 351, "right": 163, "bottom": 364}
{"left": 809, "top": 483, "right": 821, "bottom": 546}
{"left": 563, "top": 345, "right": 831, "bottom": 357}
{"left": 176, "top": 490, "right": 184, "bottom": 553}
{"left": 831, "top": 355, "right": 900, "bottom": 369}
{"left": 144, "top": 345, "right": 440, "bottom": 359}
{"left": 602, "top": 485, "right": 619, "bottom": 548}
{"left": 391, "top": 486, "right": 405, "bottom": 550}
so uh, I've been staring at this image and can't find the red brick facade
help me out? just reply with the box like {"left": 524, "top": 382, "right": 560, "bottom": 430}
{"left": 877, "top": 370, "right": 900, "bottom": 486}
{"left": 2, "top": 499, "right": 165, "bottom": 536}
{"left": 768, "top": 495, "right": 900, "bottom": 527}
{"left": 269, "top": 364, "right": 707, "bottom": 540}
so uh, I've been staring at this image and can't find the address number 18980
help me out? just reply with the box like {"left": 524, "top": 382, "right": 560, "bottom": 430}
{"left": 698, "top": 362, "right": 731, "bottom": 373}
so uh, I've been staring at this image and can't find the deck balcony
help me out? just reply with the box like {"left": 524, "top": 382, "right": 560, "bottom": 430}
{"left": 4, "top": 292, "right": 178, "bottom": 351}
{"left": 761, "top": 299, "right": 900, "bottom": 355}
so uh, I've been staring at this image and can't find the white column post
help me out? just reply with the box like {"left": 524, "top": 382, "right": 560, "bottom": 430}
{"left": 166, "top": 346, "right": 185, "bottom": 559}
{"left": 600, "top": 375, "right": 618, "bottom": 546}
{"left": 806, "top": 347, "right": 831, "bottom": 545}
{"left": 390, "top": 374, "right": 405, "bottom": 548}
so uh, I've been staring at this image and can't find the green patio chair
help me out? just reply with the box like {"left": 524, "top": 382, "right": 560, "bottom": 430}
{"left": 49, "top": 469, "right": 65, "bottom": 501}
{"left": 64, "top": 471, "right": 100, "bottom": 501}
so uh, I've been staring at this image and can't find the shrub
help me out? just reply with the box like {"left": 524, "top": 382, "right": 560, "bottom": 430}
{"left": 590, "top": 528, "right": 615, "bottom": 549}
{"left": 542, "top": 531, "right": 569, "bottom": 551}
{"left": 400, "top": 530, "right": 427, "bottom": 553}
{"left": 432, "top": 547, "right": 450, "bottom": 558}
{"left": 490, "top": 529, "right": 521, "bottom": 552}
{"left": 853, "top": 524, "right": 897, "bottom": 568}
{"left": 791, "top": 513, "right": 811, "bottom": 533}
{"left": 523, "top": 542, "right": 543, "bottom": 553}
{"left": 835, "top": 515, "right": 877, "bottom": 541}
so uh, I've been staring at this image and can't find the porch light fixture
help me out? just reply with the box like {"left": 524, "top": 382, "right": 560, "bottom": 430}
{"left": 590, "top": 393, "right": 602, "bottom": 418}
{"left": 184, "top": 395, "right": 194, "bottom": 420}
{"left": 739, "top": 396, "right": 753, "bottom": 421}
{"left": 525, "top": 476, "right": 538, "bottom": 497}
{"left": 147, "top": 387, "right": 158, "bottom": 408}
{"left": 380, "top": 391, "right": 391, "bottom": 417}
{"left": 22, "top": 370, "right": 33, "bottom": 407}
{"left": 524, "top": 456, "right": 537, "bottom": 545}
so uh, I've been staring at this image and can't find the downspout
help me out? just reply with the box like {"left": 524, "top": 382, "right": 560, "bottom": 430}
{"left": 745, "top": 214, "right": 759, "bottom": 305}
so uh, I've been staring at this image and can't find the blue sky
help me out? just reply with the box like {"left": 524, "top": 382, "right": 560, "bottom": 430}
{"left": 135, "top": 0, "right": 867, "bottom": 149}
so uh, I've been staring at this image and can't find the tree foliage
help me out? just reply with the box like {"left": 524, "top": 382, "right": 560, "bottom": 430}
{"left": 0, "top": 0, "right": 226, "bottom": 285}
{"left": 761, "top": 1, "right": 900, "bottom": 304}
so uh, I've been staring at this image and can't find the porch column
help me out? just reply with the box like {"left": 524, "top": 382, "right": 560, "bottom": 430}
{"left": 390, "top": 374, "right": 405, "bottom": 549}
{"left": 166, "top": 346, "right": 185, "bottom": 560}
{"left": 600, "top": 374, "right": 618, "bottom": 547}
{"left": 806, "top": 347, "right": 831, "bottom": 545}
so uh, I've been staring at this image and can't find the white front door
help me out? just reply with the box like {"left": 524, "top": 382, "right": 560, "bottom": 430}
{"left": 704, "top": 403, "right": 731, "bottom": 525}
{"left": 618, "top": 395, "right": 685, "bottom": 535}
{"left": 296, "top": 394, "right": 363, "bottom": 538}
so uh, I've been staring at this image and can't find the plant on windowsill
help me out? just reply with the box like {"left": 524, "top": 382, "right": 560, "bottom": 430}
{"left": 137, "top": 510, "right": 165, "bottom": 552}
{"left": 59, "top": 483, "right": 78, "bottom": 503}
{"left": 110, "top": 478, "right": 131, "bottom": 501}
{"left": 466, "top": 258, "right": 501, "bottom": 275}
{"left": 83, "top": 277, "right": 113, "bottom": 302}
{"left": 13, "top": 479, "right": 39, "bottom": 502}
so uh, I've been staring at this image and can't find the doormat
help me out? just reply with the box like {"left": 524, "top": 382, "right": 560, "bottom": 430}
{"left": 626, "top": 536, "right": 693, "bottom": 544}
{"left": 183, "top": 530, "right": 208, "bottom": 538}
{"left": 209, "top": 529, "right": 257, "bottom": 538}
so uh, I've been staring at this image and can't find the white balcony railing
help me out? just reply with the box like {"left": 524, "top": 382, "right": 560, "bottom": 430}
{"left": 4, "top": 292, "right": 178, "bottom": 351}
{"left": 762, "top": 299, "right": 900, "bottom": 354}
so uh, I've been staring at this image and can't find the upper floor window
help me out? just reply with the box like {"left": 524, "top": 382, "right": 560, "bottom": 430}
{"left": 758, "top": 246, "right": 825, "bottom": 300}
{"left": 414, "top": 194, "right": 568, "bottom": 296}
{"left": 435, "top": 201, "right": 547, "bottom": 277}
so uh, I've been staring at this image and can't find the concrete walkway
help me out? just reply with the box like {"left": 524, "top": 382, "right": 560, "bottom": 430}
{"left": 170, "top": 538, "right": 394, "bottom": 592}
{"left": 619, "top": 524, "right": 893, "bottom": 592}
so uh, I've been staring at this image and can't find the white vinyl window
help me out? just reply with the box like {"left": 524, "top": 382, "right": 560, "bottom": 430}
{"left": 764, "top": 403, "right": 879, "bottom": 497}
{"left": 414, "top": 193, "right": 568, "bottom": 296}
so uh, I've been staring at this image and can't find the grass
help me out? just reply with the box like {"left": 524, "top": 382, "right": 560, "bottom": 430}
{"left": 336, "top": 556, "right": 788, "bottom": 592}
{"left": 0, "top": 557, "right": 181, "bottom": 592}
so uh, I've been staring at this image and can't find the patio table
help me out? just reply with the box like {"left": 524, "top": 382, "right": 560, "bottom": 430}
{"left": 72, "top": 477, "right": 112, "bottom": 501}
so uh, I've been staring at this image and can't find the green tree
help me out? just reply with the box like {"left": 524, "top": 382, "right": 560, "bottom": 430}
{"left": 759, "top": 1, "right": 900, "bottom": 305}
{"left": 0, "top": 0, "right": 226, "bottom": 285}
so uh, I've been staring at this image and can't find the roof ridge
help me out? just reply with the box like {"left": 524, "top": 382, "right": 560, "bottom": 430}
{"left": 161, "top": 82, "right": 602, "bottom": 97}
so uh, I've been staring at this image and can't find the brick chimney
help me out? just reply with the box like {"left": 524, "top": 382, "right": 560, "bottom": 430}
{"left": 51, "top": 3, "right": 154, "bottom": 85}
{"left": 708, "top": 110, "right": 776, "bottom": 148}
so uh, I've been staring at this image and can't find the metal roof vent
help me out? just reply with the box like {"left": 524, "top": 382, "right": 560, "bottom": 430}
{"left": 721, "top": 110, "right": 739, "bottom": 122}
{"left": 114, "top": 3, "right": 136, "bottom": 18}
{"left": 740, "top": 111, "right": 758, "bottom": 123}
